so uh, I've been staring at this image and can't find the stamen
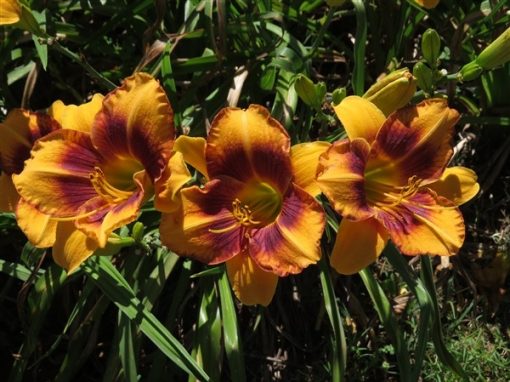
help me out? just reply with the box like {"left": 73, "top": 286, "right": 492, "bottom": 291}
{"left": 208, "top": 199, "right": 262, "bottom": 234}
{"left": 90, "top": 167, "right": 133, "bottom": 203}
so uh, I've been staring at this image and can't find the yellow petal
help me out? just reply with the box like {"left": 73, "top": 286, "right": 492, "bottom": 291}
{"left": 154, "top": 151, "right": 192, "bottom": 213}
{"left": 330, "top": 218, "right": 388, "bottom": 275}
{"left": 16, "top": 198, "right": 58, "bottom": 248}
{"left": 226, "top": 251, "right": 279, "bottom": 306}
{"left": 48, "top": 94, "right": 104, "bottom": 133}
{"left": 173, "top": 135, "right": 208, "bottom": 178}
{"left": 333, "top": 96, "right": 386, "bottom": 143}
{"left": 290, "top": 141, "right": 331, "bottom": 196}
{"left": 427, "top": 166, "right": 479, "bottom": 206}
{"left": 52, "top": 221, "right": 98, "bottom": 273}
{"left": 0, "top": 173, "right": 19, "bottom": 212}
{"left": 0, "top": 0, "right": 21, "bottom": 25}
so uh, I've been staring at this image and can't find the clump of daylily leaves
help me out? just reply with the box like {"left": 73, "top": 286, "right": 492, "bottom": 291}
{"left": 1, "top": 69, "right": 481, "bottom": 307}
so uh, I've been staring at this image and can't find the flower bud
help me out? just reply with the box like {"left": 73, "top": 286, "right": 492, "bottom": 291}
{"left": 421, "top": 28, "right": 441, "bottom": 67}
{"left": 413, "top": 61, "right": 434, "bottom": 94}
{"left": 332, "top": 87, "right": 347, "bottom": 106}
{"left": 363, "top": 68, "right": 417, "bottom": 115}
{"left": 476, "top": 27, "right": 510, "bottom": 70}
{"left": 0, "top": 0, "right": 21, "bottom": 25}
{"left": 295, "top": 74, "right": 326, "bottom": 109}
{"left": 457, "top": 61, "right": 484, "bottom": 82}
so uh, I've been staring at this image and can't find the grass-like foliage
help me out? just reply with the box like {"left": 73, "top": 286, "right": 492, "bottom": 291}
{"left": 1, "top": 1, "right": 509, "bottom": 381}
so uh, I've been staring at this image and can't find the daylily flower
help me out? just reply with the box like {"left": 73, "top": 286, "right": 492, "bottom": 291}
{"left": 159, "top": 105, "right": 326, "bottom": 306}
{"left": 415, "top": 0, "right": 439, "bottom": 9}
{"left": 0, "top": 95, "right": 103, "bottom": 248}
{"left": 13, "top": 73, "right": 175, "bottom": 272}
{"left": 316, "top": 96, "right": 479, "bottom": 275}
{"left": 0, "top": 0, "right": 21, "bottom": 25}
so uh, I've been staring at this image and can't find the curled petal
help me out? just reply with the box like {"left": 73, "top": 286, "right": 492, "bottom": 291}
{"left": 367, "top": 99, "right": 459, "bottom": 186}
{"left": 173, "top": 135, "right": 208, "bottom": 178}
{"left": 0, "top": 173, "right": 19, "bottom": 212}
{"left": 376, "top": 190, "right": 465, "bottom": 257}
{"left": 290, "top": 141, "right": 331, "bottom": 196}
{"left": 427, "top": 166, "right": 479, "bottom": 206}
{"left": 13, "top": 130, "right": 100, "bottom": 218}
{"left": 48, "top": 94, "right": 104, "bottom": 133}
{"left": 154, "top": 151, "right": 192, "bottom": 213}
{"left": 249, "top": 184, "right": 324, "bottom": 276}
{"left": 317, "top": 138, "right": 374, "bottom": 221}
{"left": 206, "top": 105, "right": 292, "bottom": 192}
{"left": 16, "top": 198, "right": 58, "bottom": 248}
{"left": 52, "top": 221, "right": 98, "bottom": 273}
{"left": 92, "top": 73, "right": 174, "bottom": 182}
{"left": 226, "top": 251, "right": 279, "bottom": 306}
{"left": 160, "top": 177, "right": 245, "bottom": 265}
{"left": 333, "top": 96, "right": 386, "bottom": 143}
{"left": 330, "top": 218, "right": 388, "bottom": 275}
{"left": 0, "top": 109, "right": 60, "bottom": 174}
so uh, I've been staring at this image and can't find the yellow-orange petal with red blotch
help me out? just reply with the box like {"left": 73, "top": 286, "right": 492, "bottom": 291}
{"left": 333, "top": 96, "right": 386, "bottom": 143}
{"left": 427, "top": 166, "right": 479, "bottom": 206}
{"left": 16, "top": 198, "right": 58, "bottom": 248}
{"left": 415, "top": 0, "right": 439, "bottom": 9}
{"left": 76, "top": 171, "right": 149, "bottom": 247}
{"left": 92, "top": 73, "right": 174, "bottom": 182}
{"left": 160, "top": 177, "right": 245, "bottom": 265}
{"left": 206, "top": 105, "right": 292, "bottom": 193}
{"left": 226, "top": 251, "right": 279, "bottom": 306}
{"left": 0, "top": 0, "right": 21, "bottom": 25}
{"left": 317, "top": 138, "right": 374, "bottom": 221}
{"left": 13, "top": 130, "right": 101, "bottom": 218}
{"left": 291, "top": 141, "right": 331, "bottom": 197}
{"left": 52, "top": 221, "right": 98, "bottom": 273}
{"left": 154, "top": 151, "right": 192, "bottom": 213}
{"left": 330, "top": 218, "right": 388, "bottom": 275}
{"left": 375, "top": 190, "right": 465, "bottom": 257}
{"left": 249, "top": 184, "right": 324, "bottom": 277}
{"left": 48, "top": 94, "right": 104, "bottom": 133}
{"left": 0, "top": 109, "right": 60, "bottom": 174}
{"left": 0, "top": 173, "right": 19, "bottom": 212}
{"left": 173, "top": 135, "right": 208, "bottom": 179}
{"left": 367, "top": 99, "right": 459, "bottom": 187}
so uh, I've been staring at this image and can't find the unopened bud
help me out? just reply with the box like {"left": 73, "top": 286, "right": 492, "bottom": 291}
{"left": 413, "top": 61, "right": 434, "bottom": 94}
{"left": 422, "top": 28, "right": 441, "bottom": 67}
{"left": 295, "top": 74, "right": 326, "bottom": 109}
{"left": 332, "top": 87, "right": 347, "bottom": 106}
{"left": 457, "top": 61, "right": 484, "bottom": 82}
{"left": 363, "top": 68, "right": 417, "bottom": 115}
{"left": 476, "top": 27, "right": 510, "bottom": 70}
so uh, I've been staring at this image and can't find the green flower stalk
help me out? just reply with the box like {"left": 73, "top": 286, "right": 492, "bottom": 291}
{"left": 363, "top": 68, "right": 417, "bottom": 116}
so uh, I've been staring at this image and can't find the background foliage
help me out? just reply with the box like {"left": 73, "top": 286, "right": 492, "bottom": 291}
{"left": 1, "top": 0, "right": 509, "bottom": 381}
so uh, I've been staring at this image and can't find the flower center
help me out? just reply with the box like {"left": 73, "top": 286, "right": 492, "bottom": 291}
{"left": 365, "top": 175, "right": 424, "bottom": 207}
{"left": 90, "top": 167, "right": 134, "bottom": 204}
{"left": 209, "top": 181, "right": 282, "bottom": 235}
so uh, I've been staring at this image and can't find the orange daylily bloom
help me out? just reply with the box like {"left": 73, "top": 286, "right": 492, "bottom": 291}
{"left": 160, "top": 105, "right": 326, "bottom": 306}
{"left": 317, "top": 96, "right": 479, "bottom": 275}
{"left": 414, "top": 0, "right": 439, "bottom": 9}
{"left": 0, "top": 95, "right": 105, "bottom": 249}
{"left": 0, "top": 0, "right": 21, "bottom": 25}
{"left": 13, "top": 73, "right": 175, "bottom": 272}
